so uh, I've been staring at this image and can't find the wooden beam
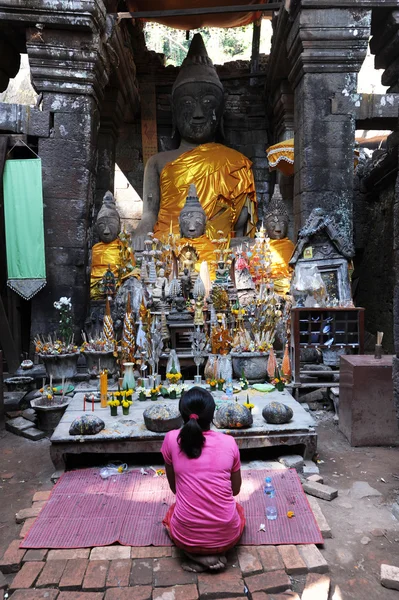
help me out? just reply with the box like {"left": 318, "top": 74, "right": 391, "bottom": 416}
{"left": 117, "top": 3, "right": 282, "bottom": 20}
{"left": 302, "top": 0, "right": 398, "bottom": 6}
{"left": 331, "top": 92, "right": 399, "bottom": 129}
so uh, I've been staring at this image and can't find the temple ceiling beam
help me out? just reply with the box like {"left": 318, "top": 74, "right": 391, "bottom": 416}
{"left": 331, "top": 93, "right": 399, "bottom": 131}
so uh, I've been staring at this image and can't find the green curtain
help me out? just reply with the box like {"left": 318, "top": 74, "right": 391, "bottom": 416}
{"left": 3, "top": 158, "right": 46, "bottom": 299}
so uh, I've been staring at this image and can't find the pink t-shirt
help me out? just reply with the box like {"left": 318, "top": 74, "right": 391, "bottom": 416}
{"left": 161, "top": 429, "right": 242, "bottom": 550}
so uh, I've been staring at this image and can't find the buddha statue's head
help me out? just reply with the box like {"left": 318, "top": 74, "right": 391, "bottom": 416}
{"left": 264, "top": 185, "right": 289, "bottom": 240}
{"left": 96, "top": 191, "right": 121, "bottom": 243}
{"left": 179, "top": 183, "right": 207, "bottom": 239}
{"left": 172, "top": 34, "right": 224, "bottom": 145}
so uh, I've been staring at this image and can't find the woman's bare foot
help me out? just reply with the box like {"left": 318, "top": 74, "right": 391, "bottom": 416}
{"left": 184, "top": 552, "right": 227, "bottom": 571}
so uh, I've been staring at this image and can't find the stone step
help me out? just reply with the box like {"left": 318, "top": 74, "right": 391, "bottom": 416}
{"left": 5, "top": 417, "right": 35, "bottom": 436}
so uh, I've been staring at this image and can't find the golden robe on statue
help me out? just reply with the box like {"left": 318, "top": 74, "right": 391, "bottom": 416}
{"left": 269, "top": 238, "right": 295, "bottom": 295}
{"left": 154, "top": 143, "right": 257, "bottom": 242}
{"left": 90, "top": 240, "right": 122, "bottom": 300}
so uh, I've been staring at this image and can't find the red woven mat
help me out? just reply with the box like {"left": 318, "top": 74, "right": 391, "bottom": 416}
{"left": 21, "top": 467, "right": 323, "bottom": 548}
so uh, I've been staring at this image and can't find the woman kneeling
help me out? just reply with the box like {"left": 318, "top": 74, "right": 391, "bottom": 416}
{"left": 161, "top": 387, "right": 245, "bottom": 572}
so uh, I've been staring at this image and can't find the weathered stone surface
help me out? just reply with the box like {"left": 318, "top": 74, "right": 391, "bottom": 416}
{"left": 90, "top": 547, "right": 130, "bottom": 561}
{"left": 278, "top": 455, "right": 303, "bottom": 471}
{"left": 349, "top": 481, "right": 382, "bottom": 499}
{"left": 303, "top": 460, "right": 320, "bottom": 476}
{"left": 262, "top": 402, "right": 293, "bottom": 425}
{"left": 298, "top": 545, "right": 328, "bottom": 573}
{"left": 245, "top": 570, "right": 291, "bottom": 595}
{"left": 306, "top": 496, "right": 332, "bottom": 539}
{"left": 303, "top": 481, "right": 338, "bottom": 501}
{"left": 381, "top": 564, "right": 399, "bottom": 591}
{"left": 5, "top": 417, "right": 33, "bottom": 435}
{"left": 214, "top": 402, "right": 253, "bottom": 429}
{"left": 277, "top": 545, "right": 307, "bottom": 574}
{"left": 306, "top": 474, "right": 323, "bottom": 484}
{"left": 237, "top": 546, "right": 263, "bottom": 576}
{"left": 0, "top": 539, "right": 26, "bottom": 573}
{"left": 48, "top": 550, "right": 90, "bottom": 561}
{"left": 9, "top": 561, "right": 44, "bottom": 589}
{"left": 69, "top": 415, "right": 105, "bottom": 436}
{"left": 20, "top": 427, "right": 47, "bottom": 441}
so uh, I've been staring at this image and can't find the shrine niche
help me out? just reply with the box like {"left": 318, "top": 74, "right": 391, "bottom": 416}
{"left": 290, "top": 208, "right": 354, "bottom": 307}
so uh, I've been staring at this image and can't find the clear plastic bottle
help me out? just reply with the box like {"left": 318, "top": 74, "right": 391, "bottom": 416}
{"left": 264, "top": 476, "right": 277, "bottom": 520}
{"left": 225, "top": 379, "right": 234, "bottom": 399}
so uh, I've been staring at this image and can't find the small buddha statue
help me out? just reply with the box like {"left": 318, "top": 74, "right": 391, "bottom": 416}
{"left": 132, "top": 33, "right": 257, "bottom": 251}
{"left": 90, "top": 192, "right": 122, "bottom": 301}
{"left": 180, "top": 267, "right": 192, "bottom": 300}
{"left": 264, "top": 185, "right": 295, "bottom": 296}
{"left": 182, "top": 251, "right": 195, "bottom": 274}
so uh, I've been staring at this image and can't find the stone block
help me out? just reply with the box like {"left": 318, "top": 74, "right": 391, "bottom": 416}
{"left": 129, "top": 559, "right": 153, "bottom": 586}
{"left": 16, "top": 503, "right": 45, "bottom": 523}
{"left": 21, "top": 408, "right": 36, "bottom": 422}
{"left": 277, "top": 455, "right": 304, "bottom": 471}
{"left": 197, "top": 568, "right": 245, "bottom": 598}
{"left": 20, "top": 517, "right": 37, "bottom": 539}
{"left": 4, "top": 392, "right": 26, "bottom": 411}
{"left": 301, "top": 573, "right": 330, "bottom": 600}
{"left": 32, "top": 490, "right": 52, "bottom": 502}
{"left": 131, "top": 547, "right": 171, "bottom": 559}
{"left": 48, "top": 549, "right": 90, "bottom": 561}
{"left": 153, "top": 584, "right": 199, "bottom": 600}
{"left": 257, "top": 546, "right": 285, "bottom": 572}
{"left": 90, "top": 547, "right": 130, "bottom": 561}
{"left": 381, "top": 564, "right": 399, "bottom": 591}
{"left": 82, "top": 559, "right": 109, "bottom": 590}
{"left": 9, "top": 561, "right": 44, "bottom": 589}
{"left": 106, "top": 559, "right": 132, "bottom": 588}
{"left": 153, "top": 557, "right": 196, "bottom": 587}
{"left": 0, "top": 539, "right": 26, "bottom": 573}
{"left": 10, "top": 591, "right": 59, "bottom": 600}
{"left": 303, "top": 481, "right": 338, "bottom": 501}
{"left": 307, "top": 474, "right": 323, "bottom": 484}
{"left": 298, "top": 545, "right": 328, "bottom": 573}
{"left": 277, "top": 545, "right": 307, "bottom": 575}
{"left": 104, "top": 587, "right": 152, "bottom": 599}
{"left": 59, "top": 558, "right": 89, "bottom": 590}
{"left": 0, "top": 571, "right": 6, "bottom": 589}
{"left": 6, "top": 417, "right": 34, "bottom": 435}
{"left": 58, "top": 593, "right": 105, "bottom": 600}
{"left": 20, "top": 427, "right": 47, "bottom": 441}
{"left": 237, "top": 546, "right": 263, "bottom": 576}
{"left": 245, "top": 571, "right": 291, "bottom": 594}
{"left": 36, "top": 559, "right": 67, "bottom": 587}
{"left": 303, "top": 461, "right": 320, "bottom": 476}
{"left": 306, "top": 496, "right": 332, "bottom": 539}
{"left": 22, "top": 549, "right": 48, "bottom": 562}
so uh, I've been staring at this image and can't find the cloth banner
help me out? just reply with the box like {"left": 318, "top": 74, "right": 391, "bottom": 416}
{"left": 3, "top": 158, "right": 46, "bottom": 300}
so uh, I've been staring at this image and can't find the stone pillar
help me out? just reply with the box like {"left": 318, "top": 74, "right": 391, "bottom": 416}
{"left": 371, "top": 10, "right": 399, "bottom": 424}
{"left": 26, "top": 23, "right": 109, "bottom": 337}
{"left": 287, "top": 7, "right": 371, "bottom": 237}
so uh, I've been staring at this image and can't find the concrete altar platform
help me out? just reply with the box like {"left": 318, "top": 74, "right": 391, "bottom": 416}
{"left": 50, "top": 387, "right": 317, "bottom": 470}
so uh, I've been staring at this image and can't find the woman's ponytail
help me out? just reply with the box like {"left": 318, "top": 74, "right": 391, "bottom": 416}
{"left": 178, "top": 387, "right": 215, "bottom": 459}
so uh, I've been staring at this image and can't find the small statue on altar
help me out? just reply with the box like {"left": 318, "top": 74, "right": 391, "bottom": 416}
{"left": 181, "top": 250, "right": 195, "bottom": 274}
{"left": 264, "top": 185, "right": 295, "bottom": 296}
{"left": 90, "top": 191, "right": 137, "bottom": 300}
{"left": 102, "top": 265, "right": 116, "bottom": 298}
{"left": 194, "top": 296, "right": 205, "bottom": 326}
{"left": 152, "top": 267, "right": 169, "bottom": 307}
{"left": 180, "top": 268, "right": 192, "bottom": 300}
{"left": 210, "top": 313, "right": 232, "bottom": 355}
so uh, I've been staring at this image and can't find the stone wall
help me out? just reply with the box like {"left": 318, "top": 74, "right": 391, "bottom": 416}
{"left": 353, "top": 150, "right": 397, "bottom": 353}
{"left": 116, "top": 59, "right": 270, "bottom": 231}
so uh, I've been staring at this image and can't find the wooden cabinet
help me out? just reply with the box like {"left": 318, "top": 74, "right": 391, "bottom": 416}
{"left": 290, "top": 307, "right": 365, "bottom": 389}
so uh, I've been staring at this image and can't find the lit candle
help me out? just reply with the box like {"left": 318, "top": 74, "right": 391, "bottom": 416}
{"left": 100, "top": 370, "right": 108, "bottom": 408}
{"left": 91, "top": 394, "right": 94, "bottom": 412}
{"left": 83, "top": 394, "right": 86, "bottom": 412}
{"left": 169, "top": 219, "right": 173, "bottom": 236}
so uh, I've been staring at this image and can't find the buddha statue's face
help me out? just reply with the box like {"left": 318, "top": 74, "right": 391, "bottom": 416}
{"left": 173, "top": 82, "right": 224, "bottom": 145}
{"left": 96, "top": 213, "right": 120, "bottom": 243}
{"left": 180, "top": 210, "right": 206, "bottom": 239}
{"left": 265, "top": 215, "right": 288, "bottom": 240}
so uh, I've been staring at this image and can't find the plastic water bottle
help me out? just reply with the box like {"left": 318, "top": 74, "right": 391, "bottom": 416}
{"left": 225, "top": 379, "right": 234, "bottom": 399}
{"left": 264, "top": 476, "right": 277, "bottom": 520}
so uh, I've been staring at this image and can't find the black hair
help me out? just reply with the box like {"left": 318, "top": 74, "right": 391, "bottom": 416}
{"left": 178, "top": 387, "right": 215, "bottom": 459}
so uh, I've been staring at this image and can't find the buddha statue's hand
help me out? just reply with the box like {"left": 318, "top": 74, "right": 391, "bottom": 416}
{"left": 132, "top": 234, "right": 146, "bottom": 252}
{"left": 131, "top": 219, "right": 156, "bottom": 252}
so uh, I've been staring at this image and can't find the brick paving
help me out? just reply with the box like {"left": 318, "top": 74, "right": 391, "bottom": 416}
{"left": 0, "top": 492, "right": 333, "bottom": 599}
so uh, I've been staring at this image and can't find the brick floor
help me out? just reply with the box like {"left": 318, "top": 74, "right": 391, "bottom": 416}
{"left": 0, "top": 490, "right": 334, "bottom": 599}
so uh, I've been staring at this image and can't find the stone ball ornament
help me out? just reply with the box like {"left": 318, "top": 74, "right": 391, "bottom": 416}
{"left": 143, "top": 404, "right": 183, "bottom": 433}
{"left": 214, "top": 402, "right": 253, "bottom": 429}
{"left": 69, "top": 415, "right": 105, "bottom": 436}
{"left": 262, "top": 401, "right": 293, "bottom": 425}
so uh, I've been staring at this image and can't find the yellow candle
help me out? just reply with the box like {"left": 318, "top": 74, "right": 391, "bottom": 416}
{"left": 100, "top": 371, "right": 108, "bottom": 408}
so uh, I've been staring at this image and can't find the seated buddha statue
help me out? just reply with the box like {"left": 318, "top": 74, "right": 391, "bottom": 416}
{"left": 177, "top": 183, "right": 225, "bottom": 279}
{"left": 132, "top": 33, "right": 257, "bottom": 251}
{"left": 264, "top": 185, "right": 295, "bottom": 296}
{"left": 90, "top": 191, "right": 137, "bottom": 300}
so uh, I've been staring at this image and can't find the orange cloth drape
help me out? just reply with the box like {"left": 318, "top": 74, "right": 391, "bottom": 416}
{"left": 269, "top": 237, "right": 295, "bottom": 295}
{"left": 155, "top": 142, "right": 257, "bottom": 243}
{"left": 126, "top": 0, "right": 267, "bottom": 29}
{"left": 90, "top": 240, "right": 122, "bottom": 299}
